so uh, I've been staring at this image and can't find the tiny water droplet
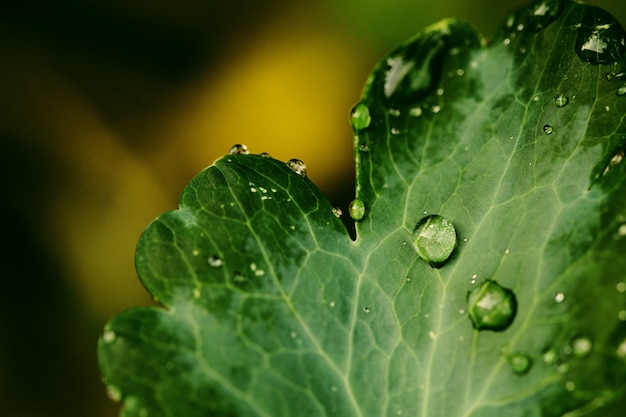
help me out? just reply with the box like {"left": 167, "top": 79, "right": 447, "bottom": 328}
{"left": 103, "top": 330, "right": 116, "bottom": 344}
{"left": 503, "top": 38, "right": 511, "bottom": 46}
{"left": 348, "top": 199, "right": 366, "bottom": 221}
{"left": 542, "top": 347, "right": 558, "bottom": 365}
{"left": 571, "top": 335, "right": 593, "bottom": 358}
{"left": 467, "top": 280, "right": 517, "bottom": 331}
{"left": 391, "top": 127, "right": 401, "bottom": 135}
{"left": 260, "top": 152, "right": 272, "bottom": 158}
{"left": 363, "top": 306, "right": 371, "bottom": 313}
{"left": 233, "top": 271, "right": 246, "bottom": 283}
{"left": 413, "top": 214, "right": 457, "bottom": 267}
{"left": 359, "top": 143, "right": 369, "bottom": 152}
{"left": 332, "top": 207, "right": 342, "bottom": 218}
{"left": 517, "top": 23, "right": 525, "bottom": 32}
{"left": 616, "top": 338, "right": 626, "bottom": 358}
{"left": 389, "top": 108, "right": 401, "bottom": 116}
{"left": 192, "top": 249, "right": 200, "bottom": 256}
{"left": 431, "top": 104, "right": 441, "bottom": 114}
{"left": 350, "top": 102, "right": 371, "bottom": 131}
{"left": 617, "top": 85, "right": 626, "bottom": 96}
{"left": 409, "top": 107, "right": 423, "bottom": 117}
{"left": 543, "top": 125, "right": 553, "bottom": 135}
{"left": 565, "top": 381, "right": 576, "bottom": 391}
{"left": 193, "top": 288, "right": 201, "bottom": 299}
{"left": 229, "top": 144, "right": 249, "bottom": 155}
{"left": 208, "top": 255, "right": 223, "bottom": 267}
{"left": 329, "top": 301, "right": 336, "bottom": 308}
{"left": 619, "top": 310, "right": 626, "bottom": 321}
{"left": 554, "top": 292, "right": 565, "bottom": 303}
{"left": 555, "top": 94, "right": 569, "bottom": 107}
{"left": 616, "top": 282, "right": 626, "bottom": 293}
{"left": 507, "top": 352, "right": 532, "bottom": 375}
{"left": 106, "top": 385, "right": 122, "bottom": 402}
{"left": 287, "top": 159, "right": 307, "bottom": 177}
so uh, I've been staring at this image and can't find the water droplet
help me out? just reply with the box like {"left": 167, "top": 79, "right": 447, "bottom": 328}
{"left": 351, "top": 102, "right": 371, "bottom": 131}
{"left": 389, "top": 108, "right": 401, "bottom": 116}
{"left": 554, "top": 292, "right": 565, "bottom": 303}
{"left": 619, "top": 310, "right": 626, "bottom": 321}
{"left": 542, "top": 347, "right": 558, "bottom": 365}
{"left": 555, "top": 94, "right": 569, "bottom": 107}
{"left": 233, "top": 272, "right": 246, "bottom": 283}
{"left": 431, "top": 105, "right": 441, "bottom": 114}
{"left": 529, "top": 0, "right": 565, "bottom": 32}
{"left": 565, "top": 381, "right": 576, "bottom": 391}
{"left": 517, "top": 23, "right": 525, "bottom": 32}
{"left": 409, "top": 107, "right": 423, "bottom": 117}
{"left": 543, "top": 124, "right": 553, "bottom": 135}
{"left": 329, "top": 301, "right": 336, "bottom": 308}
{"left": 363, "top": 306, "right": 371, "bottom": 313}
{"left": 106, "top": 385, "right": 122, "bottom": 402}
{"left": 507, "top": 352, "right": 532, "bottom": 375}
{"left": 429, "top": 331, "right": 437, "bottom": 340}
{"left": 503, "top": 38, "right": 511, "bottom": 46}
{"left": 192, "top": 249, "right": 200, "bottom": 256}
{"left": 616, "top": 338, "right": 626, "bottom": 358}
{"left": 617, "top": 282, "right": 626, "bottom": 293}
{"left": 359, "top": 143, "right": 369, "bottom": 152}
{"left": 260, "top": 152, "right": 272, "bottom": 158}
{"left": 617, "top": 85, "right": 626, "bottom": 96}
{"left": 391, "top": 127, "right": 401, "bottom": 135}
{"left": 287, "top": 159, "right": 307, "bottom": 177}
{"left": 228, "top": 144, "right": 249, "bottom": 155}
{"left": 332, "top": 207, "right": 342, "bottom": 218}
{"left": 348, "top": 199, "right": 366, "bottom": 221}
{"left": 103, "top": 330, "right": 116, "bottom": 344}
{"left": 208, "top": 255, "right": 223, "bottom": 267}
{"left": 467, "top": 280, "right": 517, "bottom": 331}
{"left": 571, "top": 335, "right": 593, "bottom": 358}
{"left": 575, "top": 10, "right": 626, "bottom": 65}
{"left": 413, "top": 214, "right": 457, "bottom": 267}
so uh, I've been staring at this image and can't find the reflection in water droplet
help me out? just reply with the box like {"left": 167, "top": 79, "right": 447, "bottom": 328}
{"left": 529, "top": 0, "right": 565, "bottom": 32}
{"left": 467, "top": 280, "right": 517, "bottom": 331}
{"left": 208, "top": 256, "right": 223, "bottom": 267}
{"left": 287, "top": 159, "right": 307, "bottom": 177}
{"left": 543, "top": 125, "right": 554, "bottom": 135}
{"left": 229, "top": 144, "right": 249, "bottom": 155}
{"left": 349, "top": 199, "right": 366, "bottom": 221}
{"left": 571, "top": 336, "right": 593, "bottom": 358}
{"left": 507, "top": 352, "right": 532, "bottom": 375}
{"left": 363, "top": 306, "right": 371, "bottom": 313}
{"left": 413, "top": 214, "right": 457, "bottom": 267}
{"left": 555, "top": 94, "right": 569, "bottom": 107}
{"left": 555, "top": 292, "right": 565, "bottom": 303}
{"left": 351, "top": 102, "right": 371, "bottom": 131}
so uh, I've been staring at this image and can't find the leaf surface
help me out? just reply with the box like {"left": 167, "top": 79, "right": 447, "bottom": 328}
{"left": 99, "top": 1, "right": 626, "bottom": 416}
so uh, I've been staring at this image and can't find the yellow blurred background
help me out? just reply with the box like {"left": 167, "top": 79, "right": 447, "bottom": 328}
{"left": 1, "top": 1, "right": 624, "bottom": 416}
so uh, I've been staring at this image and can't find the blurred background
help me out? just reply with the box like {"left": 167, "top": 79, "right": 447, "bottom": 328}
{"left": 1, "top": 0, "right": 624, "bottom": 416}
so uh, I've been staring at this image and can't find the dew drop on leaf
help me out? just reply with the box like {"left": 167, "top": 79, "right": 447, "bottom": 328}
{"left": 507, "top": 352, "right": 532, "bottom": 375}
{"left": 543, "top": 124, "right": 554, "bottom": 134}
{"left": 528, "top": 0, "right": 565, "bottom": 32}
{"left": 413, "top": 214, "right": 457, "bottom": 267}
{"left": 555, "top": 292, "right": 565, "bottom": 303}
{"left": 555, "top": 94, "right": 569, "bottom": 107}
{"left": 208, "top": 255, "right": 223, "bottom": 267}
{"left": 467, "top": 280, "right": 517, "bottom": 331}
{"left": 260, "top": 152, "right": 272, "bottom": 158}
{"left": 332, "top": 207, "right": 342, "bottom": 218}
{"left": 575, "top": 8, "right": 626, "bottom": 65}
{"left": 287, "top": 159, "right": 307, "bottom": 177}
{"left": 542, "top": 347, "right": 558, "bottom": 365}
{"left": 571, "top": 335, "right": 593, "bottom": 358}
{"left": 348, "top": 198, "right": 366, "bottom": 221}
{"left": 228, "top": 144, "right": 249, "bottom": 155}
{"left": 351, "top": 102, "right": 371, "bottom": 131}
{"left": 617, "top": 86, "right": 626, "bottom": 96}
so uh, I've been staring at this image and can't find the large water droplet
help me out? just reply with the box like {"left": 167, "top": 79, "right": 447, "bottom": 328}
{"left": 507, "top": 352, "right": 532, "bottom": 375}
{"left": 575, "top": 9, "right": 626, "bottom": 65}
{"left": 287, "top": 159, "right": 307, "bottom": 177}
{"left": 351, "top": 102, "right": 371, "bottom": 131}
{"left": 229, "top": 144, "right": 249, "bottom": 155}
{"left": 348, "top": 199, "right": 366, "bottom": 221}
{"left": 555, "top": 94, "right": 569, "bottom": 107}
{"left": 467, "top": 280, "right": 517, "bottom": 331}
{"left": 413, "top": 214, "right": 457, "bottom": 267}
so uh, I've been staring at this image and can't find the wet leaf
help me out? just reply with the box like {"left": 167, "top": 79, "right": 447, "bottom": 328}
{"left": 99, "top": 1, "right": 626, "bottom": 416}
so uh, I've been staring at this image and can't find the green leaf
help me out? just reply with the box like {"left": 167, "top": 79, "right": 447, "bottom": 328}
{"left": 99, "top": 0, "right": 626, "bottom": 416}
